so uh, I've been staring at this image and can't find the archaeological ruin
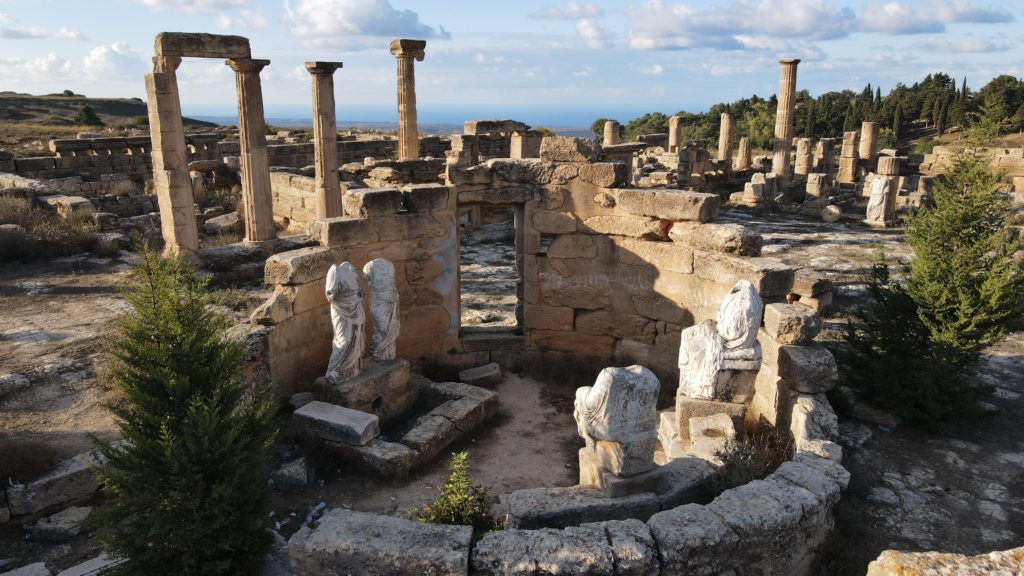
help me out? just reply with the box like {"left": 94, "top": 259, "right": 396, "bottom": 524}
{"left": 1, "top": 25, "right": 1023, "bottom": 576}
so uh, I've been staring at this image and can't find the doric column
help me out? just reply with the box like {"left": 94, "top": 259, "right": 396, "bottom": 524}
{"left": 146, "top": 55, "right": 199, "bottom": 257}
{"left": 772, "top": 59, "right": 800, "bottom": 182}
{"left": 667, "top": 115, "right": 682, "bottom": 154}
{"left": 389, "top": 39, "right": 426, "bottom": 160}
{"left": 227, "top": 57, "right": 275, "bottom": 244}
{"left": 306, "top": 61, "right": 344, "bottom": 219}
{"left": 603, "top": 120, "right": 620, "bottom": 146}
{"left": 736, "top": 136, "right": 752, "bottom": 171}
{"left": 717, "top": 112, "right": 733, "bottom": 165}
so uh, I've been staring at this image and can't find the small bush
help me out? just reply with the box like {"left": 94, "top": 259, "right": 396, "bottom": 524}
{"left": 915, "top": 136, "right": 937, "bottom": 154}
{"left": 0, "top": 197, "right": 97, "bottom": 262}
{"left": 414, "top": 451, "right": 503, "bottom": 539}
{"left": 709, "top": 426, "right": 792, "bottom": 497}
{"left": 0, "top": 439, "right": 60, "bottom": 484}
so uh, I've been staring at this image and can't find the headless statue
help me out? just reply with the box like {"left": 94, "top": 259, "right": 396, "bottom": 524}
{"left": 325, "top": 262, "right": 365, "bottom": 382}
{"left": 574, "top": 365, "right": 660, "bottom": 477}
{"left": 363, "top": 258, "right": 400, "bottom": 361}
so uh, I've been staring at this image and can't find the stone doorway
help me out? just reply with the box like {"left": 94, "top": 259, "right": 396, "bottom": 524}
{"left": 458, "top": 205, "right": 524, "bottom": 332}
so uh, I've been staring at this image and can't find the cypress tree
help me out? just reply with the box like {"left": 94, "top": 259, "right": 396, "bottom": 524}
{"left": 936, "top": 97, "right": 948, "bottom": 135}
{"left": 93, "top": 247, "right": 277, "bottom": 576}
{"left": 892, "top": 104, "right": 903, "bottom": 141}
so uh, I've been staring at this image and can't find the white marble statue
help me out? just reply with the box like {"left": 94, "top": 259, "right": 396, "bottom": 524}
{"left": 574, "top": 365, "right": 660, "bottom": 477}
{"left": 325, "top": 261, "right": 365, "bottom": 382}
{"left": 864, "top": 174, "right": 894, "bottom": 227}
{"left": 363, "top": 258, "right": 400, "bottom": 361}
{"left": 678, "top": 280, "right": 763, "bottom": 399}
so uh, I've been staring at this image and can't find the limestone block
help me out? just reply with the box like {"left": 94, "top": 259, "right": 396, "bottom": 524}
{"left": 288, "top": 508, "right": 472, "bottom": 576}
{"left": 866, "top": 546, "right": 1024, "bottom": 575}
{"left": 669, "top": 222, "right": 762, "bottom": 256}
{"left": 401, "top": 183, "right": 449, "bottom": 212}
{"left": 458, "top": 362, "right": 502, "bottom": 387}
{"left": 486, "top": 158, "right": 553, "bottom": 184}
{"left": 505, "top": 486, "right": 660, "bottom": 529}
{"left": 616, "top": 188, "right": 719, "bottom": 222}
{"left": 615, "top": 237, "right": 694, "bottom": 274}
{"left": 445, "top": 164, "right": 490, "bottom": 186}
{"left": 155, "top": 32, "right": 250, "bottom": 59}
{"left": 323, "top": 438, "right": 416, "bottom": 478}
{"left": 92, "top": 212, "right": 119, "bottom": 231}
{"left": 293, "top": 401, "right": 380, "bottom": 446}
{"left": 472, "top": 519, "right": 658, "bottom": 576}
{"left": 688, "top": 413, "right": 736, "bottom": 461}
{"left": 2, "top": 563, "right": 52, "bottom": 576}
{"left": 575, "top": 310, "right": 650, "bottom": 341}
{"left": 265, "top": 247, "right": 336, "bottom": 286}
{"left": 270, "top": 457, "right": 309, "bottom": 487}
{"left": 532, "top": 210, "right": 577, "bottom": 233}
{"left": 343, "top": 187, "right": 403, "bottom": 217}
{"left": 538, "top": 136, "right": 599, "bottom": 162}
{"left": 399, "top": 413, "right": 457, "bottom": 461}
{"left": 6, "top": 450, "right": 103, "bottom": 516}
{"left": 777, "top": 343, "right": 838, "bottom": 393}
{"left": 457, "top": 186, "right": 533, "bottom": 205}
{"left": 545, "top": 234, "right": 596, "bottom": 259}
{"left": 530, "top": 330, "right": 615, "bottom": 356}
{"left": 581, "top": 214, "right": 663, "bottom": 240}
{"left": 578, "top": 162, "right": 629, "bottom": 187}
{"left": 791, "top": 393, "right": 839, "bottom": 450}
{"left": 28, "top": 506, "right": 91, "bottom": 542}
{"left": 762, "top": 303, "right": 821, "bottom": 345}
{"left": 524, "top": 305, "right": 574, "bottom": 331}
{"left": 693, "top": 251, "right": 794, "bottom": 299}
{"left": 674, "top": 398, "right": 745, "bottom": 440}
{"left": 315, "top": 358, "right": 411, "bottom": 421}
{"left": 646, "top": 503, "right": 742, "bottom": 575}
{"left": 876, "top": 155, "right": 901, "bottom": 176}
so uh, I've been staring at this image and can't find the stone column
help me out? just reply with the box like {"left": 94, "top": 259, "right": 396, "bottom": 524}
{"left": 859, "top": 121, "right": 879, "bottom": 173}
{"left": 838, "top": 131, "right": 859, "bottom": 184}
{"left": 771, "top": 59, "right": 800, "bottom": 182}
{"left": 389, "top": 39, "right": 427, "bottom": 160}
{"left": 227, "top": 57, "right": 275, "bottom": 244}
{"left": 794, "top": 138, "right": 814, "bottom": 176}
{"left": 603, "top": 120, "right": 620, "bottom": 147}
{"left": 306, "top": 61, "right": 344, "bottom": 219}
{"left": 736, "top": 137, "right": 752, "bottom": 171}
{"left": 146, "top": 55, "right": 199, "bottom": 257}
{"left": 717, "top": 113, "right": 733, "bottom": 165}
{"left": 668, "top": 115, "right": 682, "bottom": 154}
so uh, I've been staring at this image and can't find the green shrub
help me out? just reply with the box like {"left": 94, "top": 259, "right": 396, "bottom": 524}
{"left": 414, "top": 451, "right": 502, "bottom": 539}
{"left": 915, "top": 136, "right": 937, "bottom": 154}
{"left": 74, "top": 104, "right": 104, "bottom": 127}
{"left": 709, "top": 426, "right": 792, "bottom": 497}
{"left": 843, "top": 152, "right": 1023, "bottom": 425}
{"left": 92, "top": 247, "right": 277, "bottom": 576}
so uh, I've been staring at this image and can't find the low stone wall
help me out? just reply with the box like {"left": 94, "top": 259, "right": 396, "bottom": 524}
{"left": 270, "top": 171, "right": 318, "bottom": 228}
{"left": 921, "top": 145, "right": 1024, "bottom": 181}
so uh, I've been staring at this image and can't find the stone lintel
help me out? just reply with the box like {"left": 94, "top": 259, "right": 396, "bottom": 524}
{"left": 464, "top": 119, "right": 530, "bottom": 135}
{"left": 305, "top": 61, "right": 344, "bottom": 75}
{"left": 155, "top": 32, "right": 251, "bottom": 60}
{"left": 226, "top": 57, "right": 270, "bottom": 73}
{"left": 389, "top": 38, "right": 427, "bottom": 60}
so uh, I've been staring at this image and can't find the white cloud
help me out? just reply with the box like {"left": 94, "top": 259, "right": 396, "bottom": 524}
{"left": 533, "top": 2, "right": 602, "bottom": 20}
{"left": 178, "top": 61, "right": 233, "bottom": 86}
{"left": 0, "top": 23, "right": 86, "bottom": 40}
{"left": 238, "top": 9, "right": 267, "bottom": 29}
{"left": 573, "top": 65, "right": 594, "bottom": 77}
{"left": 284, "top": 0, "right": 450, "bottom": 48}
{"left": 576, "top": 18, "right": 612, "bottom": 49}
{"left": 136, "top": 0, "right": 245, "bottom": 12}
{"left": 82, "top": 42, "right": 146, "bottom": 80}
{"left": 639, "top": 63, "right": 663, "bottom": 75}
{"left": 475, "top": 52, "right": 486, "bottom": 64}
{"left": 914, "top": 36, "right": 1011, "bottom": 52}
{"left": 861, "top": 0, "right": 1012, "bottom": 34}
{"left": 22, "top": 53, "right": 73, "bottom": 80}
{"left": 216, "top": 13, "right": 232, "bottom": 29}
{"left": 287, "top": 65, "right": 309, "bottom": 82}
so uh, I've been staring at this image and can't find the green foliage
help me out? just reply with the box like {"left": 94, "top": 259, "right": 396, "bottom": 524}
{"left": 75, "top": 104, "right": 104, "bottom": 126}
{"left": 877, "top": 128, "right": 897, "bottom": 150}
{"left": 0, "top": 196, "right": 98, "bottom": 262}
{"left": 967, "top": 93, "right": 1011, "bottom": 145}
{"left": 414, "top": 451, "right": 502, "bottom": 539}
{"left": 736, "top": 100, "right": 775, "bottom": 150}
{"left": 914, "top": 136, "right": 937, "bottom": 154}
{"left": 534, "top": 127, "right": 556, "bottom": 137}
{"left": 843, "top": 153, "right": 1023, "bottom": 425}
{"left": 892, "top": 104, "right": 903, "bottom": 141}
{"left": 130, "top": 115, "right": 149, "bottom": 127}
{"left": 623, "top": 112, "right": 669, "bottom": 142}
{"left": 92, "top": 247, "right": 277, "bottom": 576}
{"left": 591, "top": 117, "right": 610, "bottom": 137}
{"left": 709, "top": 426, "right": 792, "bottom": 496}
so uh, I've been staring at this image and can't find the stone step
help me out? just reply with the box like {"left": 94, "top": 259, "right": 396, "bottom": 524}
{"left": 294, "top": 401, "right": 379, "bottom": 446}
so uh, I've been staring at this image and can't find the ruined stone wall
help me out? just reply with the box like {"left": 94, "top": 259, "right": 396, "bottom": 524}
{"left": 256, "top": 183, "right": 456, "bottom": 394}
{"left": 269, "top": 171, "right": 318, "bottom": 227}
{"left": 921, "top": 145, "right": 1024, "bottom": 182}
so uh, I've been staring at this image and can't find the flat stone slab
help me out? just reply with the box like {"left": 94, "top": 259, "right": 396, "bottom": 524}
{"left": 288, "top": 508, "right": 472, "bottom": 576}
{"left": 55, "top": 553, "right": 123, "bottom": 576}
{"left": 672, "top": 399, "right": 746, "bottom": 441}
{"left": 1, "top": 563, "right": 52, "bottom": 576}
{"left": 324, "top": 438, "right": 417, "bottom": 478}
{"left": 6, "top": 450, "right": 103, "bottom": 516}
{"left": 294, "top": 401, "right": 379, "bottom": 446}
{"left": 458, "top": 362, "right": 502, "bottom": 387}
{"left": 506, "top": 486, "right": 660, "bottom": 530}
{"left": 29, "top": 506, "right": 92, "bottom": 542}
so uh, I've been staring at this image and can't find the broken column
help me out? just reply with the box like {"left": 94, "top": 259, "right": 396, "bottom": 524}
{"left": 306, "top": 61, "right": 344, "bottom": 219}
{"left": 736, "top": 136, "right": 752, "bottom": 171}
{"left": 667, "top": 115, "right": 682, "bottom": 154}
{"left": 227, "top": 57, "right": 275, "bottom": 243}
{"left": 603, "top": 120, "right": 620, "bottom": 146}
{"left": 717, "top": 113, "right": 733, "bottom": 171}
{"left": 389, "top": 39, "right": 427, "bottom": 160}
{"left": 837, "top": 131, "right": 858, "bottom": 184}
{"left": 804, "top": 173, "right": 829, "bottom": 209}
{"left": 859, "top": 121, "right": 879, "bottom": 173}
{"left": 794, "top": 137, "right": 814, "bottom": 176}
{"left": 865, "top": 156, "right": 901, "bottom": 227}
{"left": 146, "top": 55, "right": 199, "bottom": 257}
{"left": 771, "top": 59, "right": 800, "bottom": 184}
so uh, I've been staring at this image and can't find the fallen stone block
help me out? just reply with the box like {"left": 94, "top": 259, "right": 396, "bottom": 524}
{"left": 270, "top": 457, "right": 309, "bottom": 487}
{"left": 777, "top": 343, "right": 838, "bottom": 393}
{"left": 203, "top": 211, "right": 241, "bottom": 235}
{"left": 6, "top": 450, "right": 103, "bottom": 516}
{"left": 323, "top": 438, "right": 417, "bottom": 478}
{"left": 616, "top": 188, "right": 720, "bottom": 222}
{"left": 293, "top": 401, "right": 379, "bottom": 446}
{"left": 29, "top": 506, "right": 92, "bottom": 542}
{"left": 458, "top": 362, "right": 502, "bottom": 387}
{"left": 791, "top": 393, "right": 839, "bottom": 450}
{"left": 288, "top": 508, "right": 472, "bottom": 576}
{"left": 539, "top": 136, "right": 599, "bottom": 162}
{"left": 505, "top": 485, "right": 660, "bottom": 529}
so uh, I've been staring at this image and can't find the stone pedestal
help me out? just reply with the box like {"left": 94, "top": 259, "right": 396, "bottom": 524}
{"left": 146, "top": 56, "right": 199, "bottom": 257}
{"left": 736, "top": 136, "right": 752, "bottom": 171}
{"left": 390, "top": 39, "right": 427, "bottom": 160}
{"left": 603, "top": 120, "right": 620, "bottom": 147}
{"left": 771, "top": 59, "right": 800, "bottom": 184}
{"left": 227, "top": 57, "right": 275, "bottom": 244}
{"left": 306, "top": 61, "right": 344, "bottom": 219}
{"left": 315, "top": 358, "right": 411, "bottom": 423}
{"left": 804, "top": 173, "right": 828, "bottom": 209}
{"left": 510, "top": 131, "right": 542, "bottom": 159}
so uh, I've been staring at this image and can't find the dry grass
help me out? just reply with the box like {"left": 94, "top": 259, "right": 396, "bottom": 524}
{"left": 0, "top": 439, "right": 60, "bottom": 484}
{"left": 708, "top": 425, "right": 794, "bottom": 497}
{"left": 0, "top": 197, "right": 98, "bottom": 262}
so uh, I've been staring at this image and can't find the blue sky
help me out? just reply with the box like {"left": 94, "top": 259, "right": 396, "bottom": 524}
{"left": 1, "top": 0, "right": 1021, "bottom": 126}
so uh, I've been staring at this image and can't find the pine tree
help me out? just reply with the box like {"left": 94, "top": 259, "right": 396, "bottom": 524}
{"left": 892, "top": 104, "right": 903, "bottom": 141}
{"left": 93, "top": 247, "right": 277, "bottom": 576}
{"left": 936, "top": 97, "right": 948, "bottom": 135}
{"left": 74, "top": 104, "right": 104, "bottom": 127}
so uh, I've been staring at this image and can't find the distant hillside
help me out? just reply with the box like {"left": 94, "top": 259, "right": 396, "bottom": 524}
{"left": 0, "top": 91, "right": 215, "bottom": 129}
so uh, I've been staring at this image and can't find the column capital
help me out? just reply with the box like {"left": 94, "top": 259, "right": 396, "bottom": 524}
{"left": 779, "top": 58, "right": 801, "bottom": 66}
{"left": 153, "top": 55, "right": 182, "bottom": 72}
{"left": 305, "top": 61, "right": 343, "bottom": 75}
{"left": 389, "top": 38, "right": 426, "bottom": 61}
{"left": 226, "top": 57, "right": 270, "bottom": 74}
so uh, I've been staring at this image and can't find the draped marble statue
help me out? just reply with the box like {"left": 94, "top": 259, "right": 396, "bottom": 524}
{"left": 574, "top": 365, "right": 660, "bottom": 477}
{"left": 864, "top": 174, "right": 895, "bottom": 227}
{"left": 363, "top": 258, "right": 400, "bottom": 361}
{"left": 325, "top": 262, "right": 365, "bottom": 382}
{"left": 678, "top": 280, "right": 762, "bottom": 400}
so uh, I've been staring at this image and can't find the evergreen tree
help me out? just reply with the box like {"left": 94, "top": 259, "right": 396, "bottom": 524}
{"left": 93, "top": 247, "right": 277, "bottom": 576}
{"left": 803, "top": 99, "right": 816, "bottom": 137}
{"left": 892, "top": 104, "right": 903, "bottom": 141}
{"left": 936, "top": 97, "right": 948, "bottom": 135}
{"left": 74, "top": 104, "right": 104, "bottom": 127}
{"left": 875, "top": 86, "right": 882, "bottom": 110}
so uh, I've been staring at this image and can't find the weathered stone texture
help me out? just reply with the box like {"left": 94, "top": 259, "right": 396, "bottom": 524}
{"left": 615, "top": 189, "right": 720, "bottom": 222}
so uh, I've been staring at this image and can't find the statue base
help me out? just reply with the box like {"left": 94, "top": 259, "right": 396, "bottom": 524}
{"left": 315, "top": 358, "right": 411, "bottom": 423}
